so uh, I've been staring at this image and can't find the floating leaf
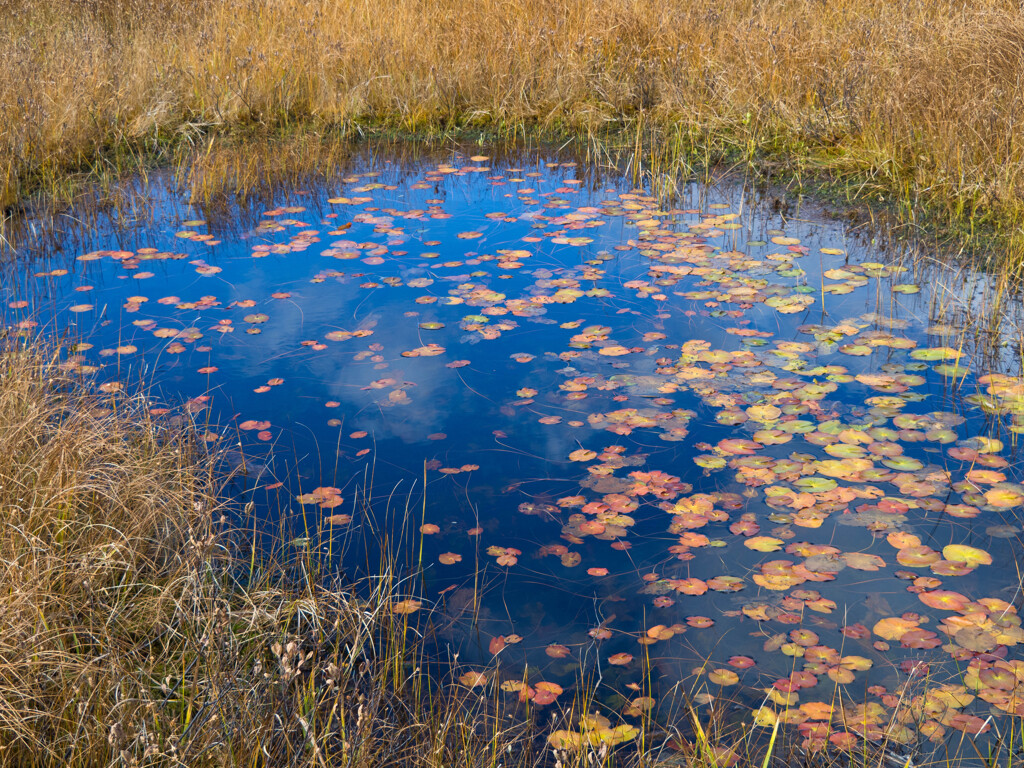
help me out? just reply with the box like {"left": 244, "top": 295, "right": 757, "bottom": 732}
{"left": 919, "top": 590, "right": 969, "bottom": 610}
{"left": 984, "top": 484, "right": 1024, "bottom": 508}
{"left": 708, "top": 668, "right": 739, "bottom": 686}
{"left": 459, "top": 671, "right": 488, "bottom": 687}
{"left": 546, "top": 644, "right": 571, "bottom": 658}
{"left": 942, "top": 544, "right": 992, "bottom": 567}
{"left": 392, "top": 600, "right": 422, "bottom": 615}
{"left": 745, "top": 536, "right": 784, "bottom": 552}
{"left": 873, "top": 617, "right": 917, "bottom": 640}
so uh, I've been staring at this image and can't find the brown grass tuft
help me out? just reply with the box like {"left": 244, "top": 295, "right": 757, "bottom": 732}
{"left": 0, "top": 341, "right": 223, "bottom": 762}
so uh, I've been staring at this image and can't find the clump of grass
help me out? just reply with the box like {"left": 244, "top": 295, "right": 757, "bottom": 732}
{"left": 0, "top": 339, "right": 552, "bottom": 767}
{"left": 2, "top": 0, "right": 1024, "bottom": 268}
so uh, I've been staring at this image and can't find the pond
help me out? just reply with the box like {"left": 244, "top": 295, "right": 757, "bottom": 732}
{"left": 5, "top": 148, "right": 1024, "bottom": 760}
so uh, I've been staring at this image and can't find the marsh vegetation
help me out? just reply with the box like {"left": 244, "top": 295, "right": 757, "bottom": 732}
{"left": 3, "top": 0, "right": 1024, "bottom": 267}
{"left": 4, "top": 2, "right": 1024, "bottom": 767}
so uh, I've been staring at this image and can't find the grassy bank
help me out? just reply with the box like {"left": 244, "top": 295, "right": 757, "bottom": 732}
{"left": 2, "top": 0, "right": 1024, "bottom": 269}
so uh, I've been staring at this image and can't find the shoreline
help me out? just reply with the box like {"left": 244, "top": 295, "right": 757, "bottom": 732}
{"left": 3, "top": 0, "right": 1024, "bottom": 274}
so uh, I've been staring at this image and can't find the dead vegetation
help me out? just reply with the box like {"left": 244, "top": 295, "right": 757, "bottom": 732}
{"left": 2, "top": 0, "right": 1024, "bottom": 266}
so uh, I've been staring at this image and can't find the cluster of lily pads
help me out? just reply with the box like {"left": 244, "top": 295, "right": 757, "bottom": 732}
{"left": 5, "top": 156, "right": 1023, "bottom": 759}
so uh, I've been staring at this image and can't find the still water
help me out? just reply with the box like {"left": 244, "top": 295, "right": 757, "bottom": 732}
{"left": 5, "top": 150, "right": 1024, "bottom": 758}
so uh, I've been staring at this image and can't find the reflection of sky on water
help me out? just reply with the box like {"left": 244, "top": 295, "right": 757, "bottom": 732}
{"left": 5, "top": 151, "right": 1024, "bottom": 751}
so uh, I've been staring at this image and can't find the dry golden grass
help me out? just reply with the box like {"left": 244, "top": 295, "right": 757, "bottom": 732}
{"left": 0, "top": 341, "right": 224, "bottom": 763}
{"left": 2, "top": 0, "right": 1024, "bottom": 265}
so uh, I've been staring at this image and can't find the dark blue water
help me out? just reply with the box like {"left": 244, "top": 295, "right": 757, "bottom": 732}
{"left": 5, "top": 151, "right": 1024, "bottom": 758}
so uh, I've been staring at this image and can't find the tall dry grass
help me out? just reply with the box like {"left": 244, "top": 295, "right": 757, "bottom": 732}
{"left": 1, "top": 0, "right": 1024, "bottom": 265}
